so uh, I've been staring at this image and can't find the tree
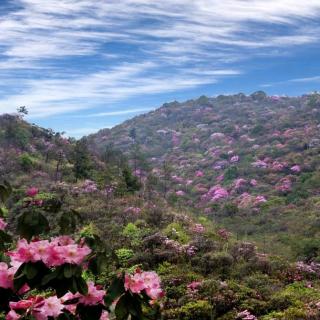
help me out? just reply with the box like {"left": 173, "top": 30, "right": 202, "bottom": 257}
{"left": 17, "top": 106, "right": 28, "bottom": 117}
{"left": 73, "top": 139, "right": 91, "bottom": 180}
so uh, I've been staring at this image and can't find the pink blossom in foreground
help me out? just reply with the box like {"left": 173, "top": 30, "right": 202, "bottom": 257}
{"left": 0, "top": 262, "right": 15, "bottom": 289}
{"left": 79, "top": 281, "right": 106, "bottom": 305}
{"left": 26, "top": 187, "right": 39, "bottom": 197}
{"left": 0, "top": 217, "right": 7, "bottom": 230}
{"left": 7, "top": 237, "right": 91, "bottom": 267}
{"left": 125, "top": 270, "right": 164, "bottom": 300}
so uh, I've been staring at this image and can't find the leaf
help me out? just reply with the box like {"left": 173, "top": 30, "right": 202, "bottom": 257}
{"left": 76, "top": 277, "right": 88, "bottom": 296}
{"left": 63, "top": 264, "right": 74, "bottom": 279}
{"left": 0, "top": 181, "right": 12, "bottom": 204}
{"left": 114, "top": 295, "right": 129, "bottom": 320}
{"left": 104, "top": 276, "right": 125, "bottom": 307}
{"left": 77, "top": 304, "right": 103, "bottom": 320}
{"left": 17, "top": 211, "right": 49, "bottom": 240}
{"left": 24, "top": 262, "right": 38, "bottom": 280}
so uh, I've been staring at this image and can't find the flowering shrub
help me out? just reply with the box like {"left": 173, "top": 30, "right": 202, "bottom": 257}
{"left": 0, "top": 183, "right": 164, "bottom": 320}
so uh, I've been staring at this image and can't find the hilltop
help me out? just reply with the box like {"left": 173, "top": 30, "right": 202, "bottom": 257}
{"left": 88, "top": 91, "right": 320, "bottom": 258}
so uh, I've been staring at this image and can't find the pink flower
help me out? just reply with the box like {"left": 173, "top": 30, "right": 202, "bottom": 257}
{"left": 255, "top": 195, "right": 267, "bottom": 204}
{"left": 7, "top": 237, "right": 91, "bottom": 267}
{"left": 39, "top": 296, "right": 64, "bottom": 318}
{"left": 187, "top": 281, "right": 202, "bottom": 292}
{"left": 230, "top": 155, "right": 239, "bottom": 163}
{"left": 6, "top": 310, "right": 20, "bottom": 320}
{"left": 79, "top": 282, "right": 105, "bottom": 306}
{"left": 0, "top": 217, "right": 7, "bottom": 230}
{"left": 176, "top": 190, "right": 185, "bottom": 196}
{"left": 250, "top": 179, "right": 257, "bottom": 186}
{"left": 26, "top": 187, "right": 39, "bottom": 197}
{"left": 192, "top": 224, "right": 205, "bottom": 233}
{"left": 100, "top": 311, "right": 110, "bottom": 320}
{"left": 125, "top": 270, "right": 164, "bottom": 300}
{"left": 195, "top": 170, "right": 204, "bottom": 177}
{"left": 291, "top": 165, "right": 301, "bottom": 173}
{"left": 0, "top": 262, "right": 15, "bottom": 289}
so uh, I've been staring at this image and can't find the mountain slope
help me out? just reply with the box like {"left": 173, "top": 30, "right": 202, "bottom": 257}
{"left": 88, "top": 91, "right": 320, "bottom": 258}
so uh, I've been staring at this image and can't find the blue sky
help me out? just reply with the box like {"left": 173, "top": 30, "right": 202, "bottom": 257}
{"left": 0, "top": 0, "right": 320, "bottom": 137}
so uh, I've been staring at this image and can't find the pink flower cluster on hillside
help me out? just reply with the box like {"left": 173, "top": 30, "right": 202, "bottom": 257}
{"left": 192, "top": 223, "right": 205, "bottom": 233}
{"left": 237, "top": 310, "right": 257, "bottom": 320}
{"left": 124, "top": 206, "right": 141, "bottom": 215}
{"left": 0, "top": 217, "right": 7, "bottom": 230}
{"left": 202, "top": 185, "right": 229, "bottom": 202}
{"left": 7, "top": 236, "right": 91, "bottom": 267}
{"left": 125, "top": 270, "right": 164, "bottom": 300}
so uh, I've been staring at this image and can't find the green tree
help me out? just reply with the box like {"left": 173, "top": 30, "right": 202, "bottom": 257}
{"left": 73, "top": 139, "right": 92, "bottom": 180}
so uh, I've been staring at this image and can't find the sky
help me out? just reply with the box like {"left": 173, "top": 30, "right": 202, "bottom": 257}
{"left": 0, "top": 0, "right": 320, "bottom": 137}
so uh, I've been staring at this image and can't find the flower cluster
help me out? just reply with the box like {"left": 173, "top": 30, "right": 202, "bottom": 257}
{"left": 7, "top": 236, "right": 91, "bottom": 267}
{"left": 124, "top": 206, "right": 141, "bottom": 215}
{"left": 125, "top": 270, "right": 164, "bottom": 300}
{"left": 0, "top": 217, "right": 7, "bottom": 230}
{"left": 192, "top": 223, "right": 205, "bottom": 233}
{"left": 236, "top": 310, "right": 257, "bottom": 320}
{"left": 202, "top": 185, "right": 229, "bottom": 202}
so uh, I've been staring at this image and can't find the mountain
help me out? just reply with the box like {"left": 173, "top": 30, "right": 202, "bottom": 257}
{"left": 3, "top": 95, "right": 320, "bottom": 319}
{"left": 88, "top": 91, "right": 320, "bottom": 258}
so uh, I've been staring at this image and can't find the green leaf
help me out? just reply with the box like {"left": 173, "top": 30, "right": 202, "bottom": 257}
{"left": 76, "top": 277, "right": 88, "bottom": 296}
{"left": 104, "top": 276, "right": 125, "bottom": 307}
{"left": 63, "top": 264, "right": 74, "bottom": 278}
{"left": 24, "top": 262, "right": 38, "bottom": 280}
{"left": 115, "top": 295, "right": 129, "bottom": 320}
{"left": 17, "top": 211, "right": 49, "bottom": 240}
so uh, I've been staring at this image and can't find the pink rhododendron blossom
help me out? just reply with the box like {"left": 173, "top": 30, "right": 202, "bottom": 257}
{"left": 291, "top": 165, "right": 301, "bottom": 173}
{"left": 192, "top": 224, "right": 205, "bottom": 233}
{"left": 0, "top": 262, "right": 15, "bottom": 289}
{"left": 0, "top": 217, "right": 7, "bottom": 230}
{"left": 26, "top": 187, "right": 39, "bottom": 197}
{"left": 234, "top": 178, "right": 246, "bottom": 190}
{"left": 187, "top": 281, "right": 202, "bottom": 292}
{"left": 39, "top": 296, "right": 64, "bottom": 318}
{"left": 100, "top": 311, "right": 110, "bottom": 320}
{"left": 7, "top": 237, "right": 91, "bottom": 267}
{"left": 79, "top": 281, "right": 106, "bottom": 305}
{"left": 237, "top": 310, "right": 257, "bottom": 320}
{"left": 204, "top": 185, "right": 229, "bottom": 202}
{"left": 251, "top": 160, "right": 268, "bottom": 168}
{"left": 6, "top": 310, "right": 20, "bottom": 320}
{"left": 250, "top": 179, "right": 257, "bottom": 186}
{"left": 125, "top": 270, "right": 164, "bottom": 300}
{"left": 255, "top": 195, "right": 267, "bottom": 204}
{"left": 216, "top": 174, "right": 224, "bottom": 182}
{"left": 195, "top": 170, "right": 204, "bottom": 177}
{"left": 230, "top": 155, "right": 239, "bottom": 163}
{"left": 176, "top": 190, "right": 185, "bottom": 196}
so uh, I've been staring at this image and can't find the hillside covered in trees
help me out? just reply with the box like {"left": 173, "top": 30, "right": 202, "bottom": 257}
{"left": 2, "top": 92, "right": 320, "bottom": 319}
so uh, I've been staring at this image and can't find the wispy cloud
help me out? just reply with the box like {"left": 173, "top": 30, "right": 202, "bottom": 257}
{"left": 0, "top": 0, "right": 320, "bottom": 119}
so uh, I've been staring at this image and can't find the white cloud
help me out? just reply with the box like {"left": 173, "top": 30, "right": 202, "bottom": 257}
{"left": 0, "top": 0, "right": 319, "bottom": 118}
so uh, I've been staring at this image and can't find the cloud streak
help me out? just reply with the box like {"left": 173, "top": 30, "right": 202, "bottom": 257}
{"left": 0, "top": 0, "right": 319, "bottom": 119}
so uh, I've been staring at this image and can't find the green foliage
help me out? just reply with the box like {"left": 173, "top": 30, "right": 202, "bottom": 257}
{"left": 73, "top": 139, "right": 92, "bottom": 180}
{"left": 18, "top": 153, "right": 35, "bottom": 171}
